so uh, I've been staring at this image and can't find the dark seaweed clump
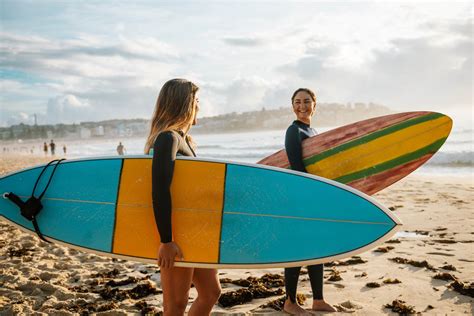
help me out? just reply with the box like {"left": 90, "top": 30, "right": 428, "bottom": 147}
{"left": 412, "top": 230, "right": 430, "bottom": 236}
{"left": 449, "top": 280, "right": 474, "bottom": 298}
{"left": 220, "top": 277, "right": 251, "bottom": 287}
{"left": 327, "top": 269, "right": 342, "bottom": 282}
{"left": 374, "top": 246, "right": 395, "bottom": 253}
{"left": 365, "top": 282, "right": 381, "bottom": 288}
{"left": 433, "top": 273, "right": 457, "bottom": 281}
{"left": 134, "top": 301, "right": 162, "bottom": 315}
{"left": 65, "top": 267, "right": 161, "bottom": 315}
{"left": 7, "top": 247, "right": 34, "bottom": 258}
{"left": 389, "top": 257, "right": 436, "bottom": 271}
{"left": 91, "top": 268, "right": 120, "bottom": 278}
{"left": 424, "top": 305, "right": 435, "bottom": 311}
{"left": 355, "top": 272, "right": 367, "bottom": 278}
{"left": 99, "top": 282, "right": 161, "bottom": 301}
{"left": 220, "top": 273, "right": 285, "bottom": 288}
{"left": 218, "top": 274, "right": 285, "bottom": 307}
{"left": 388, "top": 205, "right": 403, "bottom": 211}
{"left": 432, "top": 239, "right": 457, "bottom": 244}
{"left": 68, "top": 268, "right": 160, "bottom": 305}
{"left": 219, "top": 286, "right": 284, "bottom": 307}
{"left": 383, "top": 278, "right": 402, "bottom": 284}
{"left": 325, "top": 256, "right": 367, "bottom": 267}
{"left": 384, "top": 299, "right": 417, "bottom": 315}
{"left": 440, "top": 264, "right": 457, "bottom": 271}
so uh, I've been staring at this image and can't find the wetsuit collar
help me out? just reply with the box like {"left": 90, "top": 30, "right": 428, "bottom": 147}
{"left": 294, "top": 120, "right": 311, "bottom": 128}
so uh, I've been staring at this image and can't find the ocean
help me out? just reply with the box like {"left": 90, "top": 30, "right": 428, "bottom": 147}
{"left": 3, "top": 125, "right": 473, "bottom": 176}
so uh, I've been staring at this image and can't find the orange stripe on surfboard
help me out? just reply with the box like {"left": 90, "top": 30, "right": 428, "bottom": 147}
{"left": 113, "top": 159, "right": 225, "bottom": 263}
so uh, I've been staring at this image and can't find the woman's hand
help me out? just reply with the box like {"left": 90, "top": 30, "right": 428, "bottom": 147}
{"left": 158, "top": 242, "right": 184, "bottom": 269}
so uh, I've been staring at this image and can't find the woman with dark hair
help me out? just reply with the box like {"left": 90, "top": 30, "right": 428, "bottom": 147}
{"left": 283, "top": 88, "right": 336, "bottom": 315}
{"left": 145, "top": 79, "right": 221, "bottom": 316}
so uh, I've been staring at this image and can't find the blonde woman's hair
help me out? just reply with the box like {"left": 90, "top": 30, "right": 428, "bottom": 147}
{"left": 144, "top": 79, "right": 199, "bottom": 154}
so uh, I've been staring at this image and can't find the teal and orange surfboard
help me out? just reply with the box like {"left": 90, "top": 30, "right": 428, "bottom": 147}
{"left": 259, "top": 111, "right": 452, "bottom": 195}
{"left": 0, "top": 157, "right": 400, "bottom": 268}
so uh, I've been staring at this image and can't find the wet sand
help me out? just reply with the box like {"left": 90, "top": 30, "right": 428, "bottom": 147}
{"left": 0, "top": 155, "right": 473, "bottom": 315}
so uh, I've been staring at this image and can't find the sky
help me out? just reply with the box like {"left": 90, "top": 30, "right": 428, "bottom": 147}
{"left": 0, "top": 0, "right": 472, "bottom": 127}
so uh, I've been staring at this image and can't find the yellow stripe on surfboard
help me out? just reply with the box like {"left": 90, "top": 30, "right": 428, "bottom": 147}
{"left": 306, "top": 115, "right": 452, "bottom": 179}
{"left": 113, "top": 159, "right": 225, "bottom": 263}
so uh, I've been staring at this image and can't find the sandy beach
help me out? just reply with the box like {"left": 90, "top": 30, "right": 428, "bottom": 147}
{"left": 0, "top": 155, "right": 472, "bottom": 315}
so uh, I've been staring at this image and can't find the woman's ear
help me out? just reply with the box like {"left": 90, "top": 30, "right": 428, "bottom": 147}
{"left": 311, "top": 103, "right": 316, "bottom": 116}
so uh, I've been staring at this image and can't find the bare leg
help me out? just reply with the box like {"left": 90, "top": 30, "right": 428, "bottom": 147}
{"left": 188, "top": 268, "right": 221, "bottom": 316}
{"left": 160, "top": 266, "right": 194, "bottom": 316}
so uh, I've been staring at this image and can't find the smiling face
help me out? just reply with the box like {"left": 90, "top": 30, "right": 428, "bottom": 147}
{"left": 292, "top": 90, "right": 316, "bottom": 124}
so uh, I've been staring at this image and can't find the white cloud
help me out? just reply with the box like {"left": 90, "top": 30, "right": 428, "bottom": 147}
{"left": 0, "top": 109, "right": 37, "bottom": 126}
{"left": 46, "top": 94, "right": 92, "bottom": 124}
{"left": 201, "top": 76, "right": 275, "bottom": 115}
{"left": 0, "top": 1, "right": 471, "bottom": 128}
{"left": 275, "top": 18, "right": 472, "bottom": 105}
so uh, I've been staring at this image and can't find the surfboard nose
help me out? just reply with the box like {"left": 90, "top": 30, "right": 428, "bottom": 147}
{"left": 218, "top": 164, "right": 401, "bottom": 266}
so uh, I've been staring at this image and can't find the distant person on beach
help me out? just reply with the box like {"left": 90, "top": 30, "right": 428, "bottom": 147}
{"left": 63, "top": 145, "right": 67, "bottom": 155}
{"left": 43, "top": 142, "right": 48, "bottom": 156}
{"left": 283, "top": 88, "right": 336, "bottom": 314}
{"left": 144, "top": 79, "right": 220, "bottom": 315}
{"left": 49, "top": 140, "right": 56, "bottom": 156}
{"left": 116, "top": 142, "right": 126, "bottom": 155}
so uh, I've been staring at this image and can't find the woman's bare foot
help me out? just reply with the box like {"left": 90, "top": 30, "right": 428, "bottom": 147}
{"left": 284, "top": 298, "right": 312, "bottom": 315}
{"left": 312, "top": 299, "right": 336, "bottom": 312}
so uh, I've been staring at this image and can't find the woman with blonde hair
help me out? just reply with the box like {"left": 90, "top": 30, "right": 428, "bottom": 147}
{"left": 144, "top": 79, "right": 221, "bottom": 315}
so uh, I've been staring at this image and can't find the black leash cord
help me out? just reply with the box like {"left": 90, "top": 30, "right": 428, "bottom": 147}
{"left": 3, "top": 158, "right": 66, "bottom": 242}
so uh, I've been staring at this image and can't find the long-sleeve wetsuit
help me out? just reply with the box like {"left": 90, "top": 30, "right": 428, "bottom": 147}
{"left": 151, "top": 131, "right": 196, "bottom": 243}
{"left": 284, "top": 120, "right": 324, "bottom": 302}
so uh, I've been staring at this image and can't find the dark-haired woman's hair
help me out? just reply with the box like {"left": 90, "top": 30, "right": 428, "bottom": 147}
{"left": 291, "top": 88, "right": 316, "bottom": 103}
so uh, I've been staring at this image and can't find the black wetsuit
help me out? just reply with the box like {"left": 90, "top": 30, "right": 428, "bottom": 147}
{"left": 284, "top": 120, "right": 324, "bottom": 302}
{"left": 151, "top": 131, "right": 196, "bottom": 243}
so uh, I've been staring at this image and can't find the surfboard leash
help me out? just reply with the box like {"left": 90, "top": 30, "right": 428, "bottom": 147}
{"left": 3, "top": 158, "right": 66, "bottom": 243}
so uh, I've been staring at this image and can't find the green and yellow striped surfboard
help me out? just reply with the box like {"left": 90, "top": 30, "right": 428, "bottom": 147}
{"left": 258, "top": 112, "right": 452, "bottom": 195}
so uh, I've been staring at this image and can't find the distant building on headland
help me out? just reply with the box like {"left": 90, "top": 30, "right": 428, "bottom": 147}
{"left": 0, "top": 102, "right": 392, "bottom": 140}
{"left": 192, "top": 102, "right": 392, "bottom": 134}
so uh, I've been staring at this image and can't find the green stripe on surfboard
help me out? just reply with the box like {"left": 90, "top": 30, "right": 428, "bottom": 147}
{"left": 333, "top": 137, "right": 448, "bottom": 184}
{"left": 303, "top": 112, "right": 445, "bottom": 167}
